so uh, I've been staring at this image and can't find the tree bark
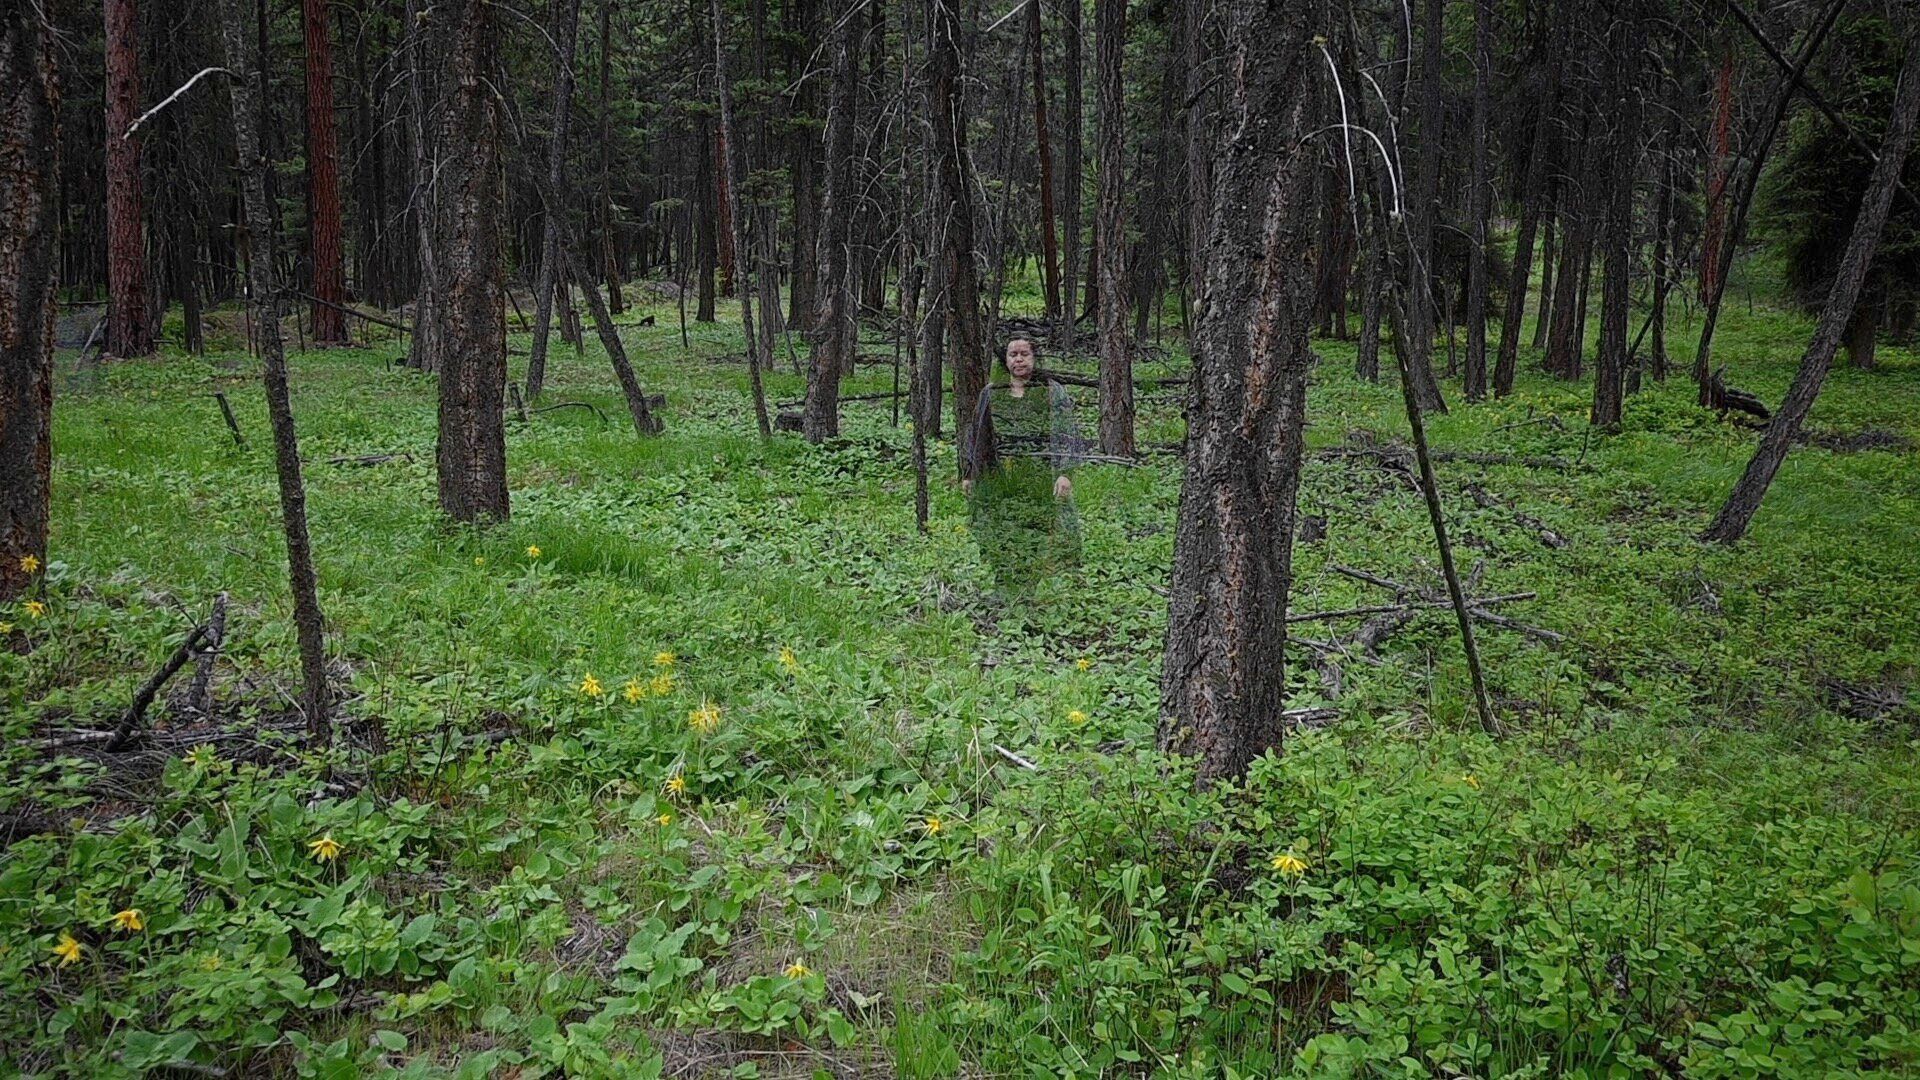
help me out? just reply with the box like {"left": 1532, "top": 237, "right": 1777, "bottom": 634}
{"left": 1592, "top": 14, "right": 1640, "bottom": 429}
{"left": 1532, "top": 206, "right": 1555, "bottom": 349}
{"left": 432, "top": 0, "right": 509, "bottom": 523}
{"left": 597, "top": 0, "right": 624, "bottom": 314}
{"left": 694, "top": 112, "right": 718, "bottom": 321}
{"left": 1094, "top": 0, "right": 1132, "bottom": 455}
{"left": 1027, "top": 0, "right": 1061, "bottom": 324}
{"left": 1060, "top": 0, "right": 1083, "bottom": 350}
{"left": 1494, "top": 15, "right": 1564, "bottom": 396}
{"left": 526, "top": 0, "right": 583, "bottom": 399}
{"left": 1157, "top": 0, "right": 1322, "bottom": 785}
{"left": 1702, "top": 37, "right": 1920, "bottom": 544}
{"left": 302, "top": 0, "right": 347, "bottom": 344}
{"left": 801, "top": 0, "right": 860, "bottom": 441}
{"left": 1462, "top": 0, "right": 1492, "bottom": 401}
{"left": 214, "top": 0, "right": 331, "bottom": 736}
{"left": 1649, "top": 131, "right": 1673, "bottom": 380}
{"left": 1402, "top": 0, "right": 1447, "bottom": 413}
{"left": 1183, "top": 0, "right": 1210, "bottom": 348}
{"left": 928, "top": 0, "right": 985, "bottom": 469}
{"left": 404, "top": 0, "right": 440, "bottom": 372}
{"left": 105, "top": 0, "right": 154, "bottom": 358}
{"left": 712, "top": 0, "right": 772, "bottom": 438}
{"left": 0, "top": 3, "right": 59, "bottom": 603}
{"left": 1699, "top": 43, "right": 1733, "bottom": 309}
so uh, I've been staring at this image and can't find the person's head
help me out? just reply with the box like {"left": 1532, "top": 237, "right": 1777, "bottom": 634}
{"left": 1002, "top": 337, "right": 1037, "bottom": 381}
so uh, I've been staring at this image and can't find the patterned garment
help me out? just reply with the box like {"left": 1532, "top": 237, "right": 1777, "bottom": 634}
{"left": 964, "top": 380, "right": 1090, "bottom": 593}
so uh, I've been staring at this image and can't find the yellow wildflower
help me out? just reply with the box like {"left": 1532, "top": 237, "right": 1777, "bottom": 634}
{"left": 474, "top": 556, "right": 486, "bottom": 566}
{"left": 1463, "top": 774, "right": 1481, "bottom": 790}
{"left": 1067, "top": 709, "right": 1088, "bottom": 724}
{"left": 1075, "top": 658, "right": 1092, "bottom": 672}
{"left": 51, "top": 932, "right": 82, "bottom": 967}
{"left": 922, "top": 816, "right": 943, "bottom": 836}
{"left": 778, "top": 645, "right": 799, "bottom": 673}
{"left": 110, "top": 908, "right": 145, "bottom": 933}
{"left": 653, "top": 651, "right": 676, "bottom": 668}
{"left": 664, "top": 775, "right": 687, "bottom": 796}
{"left": 580, "top": 673, "right": 604, "bottom": 698}
{"left": 654, "top": 812, "right": 673, "bottom": 827}
{"left": 525, "top": 545, "right": 542, "bottom": 558}
{"left": 1270, "top": 852, "right": 1309, "bottom": 877}
{"left": 20, "top": 554, "right": 40, "bottom": 574}
{"left": 0, "top": 623, "right": 13, "bottom": 635}
{"left": 23, "top": 600, "right": 47, "bottom": 618}
{"left": 649, "top": 671, "right": 675, "bottom": 696}
{"left": 623, "top": 678, "right": 645, "bottom": 704}
{"left": 784, "top": 961, "right": 811, "bottom": 978}
{"left": 307, "top": 835, "right": 343, "bottom": 863}
{"left": 688, "top": 700, "right": 722, "bottom": 734}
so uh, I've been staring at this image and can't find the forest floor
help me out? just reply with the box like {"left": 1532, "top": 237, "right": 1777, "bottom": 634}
{"left": 4, "top": 281, "right": 1919, "bottom": 1078}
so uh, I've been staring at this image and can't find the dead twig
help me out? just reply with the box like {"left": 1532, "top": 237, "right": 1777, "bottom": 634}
{"left": 108, "top": 625, "right": 212, "bottom": 751}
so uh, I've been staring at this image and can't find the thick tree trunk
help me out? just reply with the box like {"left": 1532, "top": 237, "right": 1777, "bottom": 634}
{"left": 712, "top": 0, "right": 772, "bottom": 438}
{"left": 1846, "top": 282, "right": 1882, "bottom": 371}
{"left": 1060, "top": 0, "right": 1083, "bottom": 350}
{"left": 1703, "top": 40, "right": 1919, "bottom": 544}
{"left": 1592, "top": 15, "right": 1641, "bottom": 429}
{"left": 1157, "top": 0, "right": 1322, "bottom": 785}
{"left": 215, "top": 0, "right": 330, "bottom": 736}
{"left": 526, "top": 0, "right": 583, "bottom": 399}
{"left": 1463, "top": 0, "right": 1492, "bottom": 400}
{"left": 1094, "top": 0, "right": 1131, "bottom": 455}
{"left": 0, "top": 3, "right": 59, "bottom": 603}
{"left": 302, "top": 0, "right": 348, "bottom": 344}
{"left": 1029, "top": 0, "right": 1061, "bottom": 322}
{"left": 928, "top": 0, "right": 984, "bottom": 468}
{"left": 432, "top": 0, "right": 509, "bottom": 523}
{"left": 801, "top": 0, "right": 860, "bottom": 441}
{"left": 105, "top": 0, "right": 153, "bottom": 359}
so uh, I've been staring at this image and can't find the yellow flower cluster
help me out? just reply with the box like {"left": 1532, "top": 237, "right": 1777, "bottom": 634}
{"left": 1067, "top": 709, "right": 1088, "bottom": 725}
{"left": 110, "top": 909, "right": 145, "bottom": 932}
{"left": 580, "top": 673, "right": 604, "bottom": 698}
{"left": 51, "top": 932, "right": 82, "bottom": 967}
{"left": 525, "top": 545, "right": 542, "bottom": 559}
{"left": 922, "top": 816, "right": 943, "bottom": 836}
{"left": 688, "top": 700, "right": 722, "bottom": 735}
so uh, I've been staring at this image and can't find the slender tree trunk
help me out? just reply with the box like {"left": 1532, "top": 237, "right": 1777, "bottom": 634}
{"left": 1060, "top": 0, "right": 1083, "bottom": 349}
{"left": 1495, "top": 22, "right": 1562, "bottom": 396}
{"left": 787, "top": 0, "right": 819, "bottom": 329}
{"left": 1157, "top": 0, "right": 1323, "bottom": 785}
{"left": 1463, "top": 0, "right": 1492, "bottom": 400}
{"left": 1094, "top": 0, "right": 1132, "bottom": 455}
{"left": 1699, "top": 43, "right": 1733, "bottom": 309}
{"left": 802, "top": 0, "right": 860, "bottom": 441}
{"left": 1846, "top": 281, "right": 1883, "bottom": 370}
{"left": 215, "top": 0, "right": 330, "bottom": 736}
{"left": 302, "top": 0, "right": 348, "bottom": 344}
{"left": 1546, "top": 113, "right": 1597, "bottom": 379}
{"left": 105, "top": 0, "right": 153, "bottom": 358}
{"left": 1649, "top": 133, "right": 1673, "bottom": 379}
{"left": 404, "top": 0, "right": 440, "bottom": 371}
{"left": 695, "top": 112, "right": 718, "bottom": 321}
{"left": 712, "top": 0, "right": 772, "bottom": 437}
{"left": 1022, "top": 0, "right": 1060, "bottom": 324}
{"left": 928, "top": 0, "right": 984, "bottom": 467}
{"left": 0, "top": 3, "right": 59, "bottom": 603}
{"left": 1592, "top": 14, "right": 1640, "bottom": 429}
{"left": 1183, "top": 0, "right": 1210, "bottom": 348}
{"left": 432, "top": 0, "right": 509, "bottom": 523}
{"left": 1532, "top": 206, "right": 1556, "bottom": 349}
{"left": 1403, "top": 0, "right": 1447, "bottom": 413}
{"left": 1703, "top": 39, "right": 1920, "bottom": 544}
{"left": 526, "top": 0, "right": 583, "bottom": 399}
{"left": 597, "top": 0, "right": 624, "bottom": 313}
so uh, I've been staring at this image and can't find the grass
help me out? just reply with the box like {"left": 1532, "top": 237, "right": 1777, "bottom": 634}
{"left": 2, "top": 282, "right": 1918, "bottom": 1077}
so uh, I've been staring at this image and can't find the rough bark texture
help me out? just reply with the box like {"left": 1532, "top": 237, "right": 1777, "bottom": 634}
{"left": 712, "top": 0, "right": 772, "bottom": 438}
{"left": 1592, "top": 14, "right": 1640, "bottom": 429}
{"left": 1401, "top": 0, "right": 1447, "bottom": 414}
{"left": 1157, "top": 0, "right": 1322, "bottom": 785}
{"left": 1495, "top": 15, "right": 1563, "bottom": 396}
{"left": 1060, "top": 0, "right": 1083, "bottom": 350}
{"left": 694, "top": 111, "right": 718, "bottom": 321}
{"left": 1, "top": 3, "right": 59, "bottom": 602}
{"left": 404, "top": 0, "right": 439, "bottom": 372}
{"left": 105, "top": 0, "right": 153, "bottom": 358}
{"left": 801, "top": 0, "right": 859, "bottom": 441}
{"left": 1462, "top": 0, "right": 1492, "bottom": 400}
{"left": 1183, "top": 0, "right": 1210, "bottom": 344}
{"left": 1029, "top": 0, "right": 1061, "bottom": 322}
{"left": 563, "top": 239, "right": 661, "bottom": 435}
{"left": 929, "top": 0, "right": 985, "bottom": 469}
{"left": 1094, "top": 0, "right": 1132, "bottom": 455}
{"left": 527, "top": 0, "right": 583, "bottom": 399}
{"left": 1699, "top": 44, "right": 1733, "bottom": 309}
{"left": 433, "top": 0, "right": 510, "bottom": 524}
{"left": 302, "top": 0, "right": 348, "bottom": 344}
{"left": 1703, "top": 38, "right": 1920, "bottom": 544}
{"left": 597, "top": 0, "right": 624, "bottom": 314}
{"left": 215, "top": 0, "right": 331, "bottom": 736}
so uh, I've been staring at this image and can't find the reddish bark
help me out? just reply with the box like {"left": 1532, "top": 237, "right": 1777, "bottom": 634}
{"left": 105, "top": 0, "right": 153, "bottom": 358}
{"left": 1700, "top": 44, "right": 1733, "bottom": 308}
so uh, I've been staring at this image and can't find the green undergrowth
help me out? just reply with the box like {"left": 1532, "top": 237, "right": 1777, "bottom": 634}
{"left": 2, "top": 292, "right": 1917, "bottom": 1077}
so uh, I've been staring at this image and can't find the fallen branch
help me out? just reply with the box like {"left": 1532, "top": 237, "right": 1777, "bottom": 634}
{"left": 531, "top": 400, "right": 610, "bottom": 426}
{"left": 213, "top": 392, "right": 246, "bottom": 447}
{"left": 109, "top": 625, "right": 212, "bottom": 751}
{"left": 186, "top": 592, "right": 229, "bottom": 717}
{"left": 1286, "top": 592, "right": 1535, "bottom": 624}
{"left": 992, "top": 743, "right": 1038, "bottom": 771}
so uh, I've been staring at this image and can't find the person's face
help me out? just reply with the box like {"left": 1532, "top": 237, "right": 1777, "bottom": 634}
{"left": 1006, "top": 339, "right": 1036, "bottom": 379}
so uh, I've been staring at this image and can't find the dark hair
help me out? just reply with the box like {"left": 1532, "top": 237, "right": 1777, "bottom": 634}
{"left": 998, "top": 336, "right": 1039, "bottom": 374}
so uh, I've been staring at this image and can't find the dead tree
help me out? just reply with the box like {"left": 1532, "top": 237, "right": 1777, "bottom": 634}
{"left": 1, "top": 2, "right": 59, "bottom": 602}
{"left": 214, "top": 0, "right": 331, "bottom": 737}
{"left": 1157, "top": 0, "right": 1323, "bottom": 784}
{"left": 1702, "top": 35, "right": 1920, "bottom": 544}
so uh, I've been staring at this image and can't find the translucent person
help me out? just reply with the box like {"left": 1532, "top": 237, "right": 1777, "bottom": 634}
{"left": 960, "top": 337, "right": 1092, "bottom": 593}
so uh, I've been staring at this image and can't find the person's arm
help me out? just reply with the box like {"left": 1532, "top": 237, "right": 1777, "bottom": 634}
{"left": 1047, "top": 381, "right": 1080, "bottom": 498}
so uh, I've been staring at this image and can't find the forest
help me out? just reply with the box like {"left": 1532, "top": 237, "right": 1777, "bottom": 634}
{"left": 3, "top": 0, "right": 1920, "bottom": 1073}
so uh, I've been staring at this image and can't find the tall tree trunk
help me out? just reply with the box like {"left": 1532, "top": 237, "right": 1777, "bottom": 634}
{"left": 1649, "top": 131, "right": 1673, "bottom": 379}
{"left": 1703, "top": 38, "right": 1920, "bottom": 544}
{"left": 786, "top": 0, "right": 819, "bottom": 329}
{"left": 712, "top": 0, "right": 772, "bottom": 438}
{"left": 1060, "top": 0, "right": 1083, "bottom": 350}
{"left": 302, "top": 0, "right": 348, "bottom": 344}
{"left": 1403, "top": 0, "right": 1447, "bottom": 413}
{"left": 1846, "top": 280, "right": 1882, "bottom": 370}
{"left": 105, "top": 0, "right": 153, "bottom": 358}
{"left": 1157, "top": 0, "right": 1323, "bottom": 785}
{"left": 214, "top": 0, "right": 330, "bottom": 737}
{"left": 1592, "top": 14, "right": 1640, "bottom": 429}
{"left": 695, "top": 112, "right": 718, "bottom": 321}
{"left": 526, "top": 0, "right": 583, "bottom": 399}
{"left": 1029, "top": 0, "right": 1061, "bottom": 323}
{"left": 1546, "top": 112, "right": 1597, "bottom": 379}
{"left": 597, "top": 0, "right": 624, "bottom": 313}
{"left": 1094, "top": 0, "right": 1131, "bottom": 455}
{"left": 404, "top": 0, "right": 440, "bottom": 371}
{"left": 1183, "top": 0, "right": 1210, "bottom": 347}
{"left": 1532, "top": 206, "right": 1556, "bottom": 349}
{"left": 802, "top": 0, "right": 860, "bottom": 441}
{"left": 1495, "top": 16, "right": 1564, "bottom": 396}
{"left": 1462, "top": 0, "right": 1492, "bottom": 400}
{"left": 433, "top": 0, "right": 509, "bottom": 523}
{"left": 0, "top": 2, "right": 59, "bottom": 603}
{"left": 928, "top": 0, "right": 984, "bottom": 468}
{"left": 1699, "top": 43, "right": 1733, "bottom": 309}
